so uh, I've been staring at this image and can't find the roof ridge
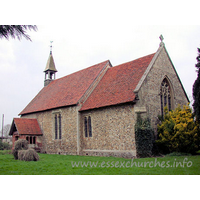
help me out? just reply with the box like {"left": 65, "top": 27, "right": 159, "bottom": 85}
{"left": 113, "top": 53, "right": 156, "bottom": 68}
{"left": 50, "top": 60, "right": 110, "bottom": 83}
{"left": 78, "top": 60, "right": 112, "bottom": 105}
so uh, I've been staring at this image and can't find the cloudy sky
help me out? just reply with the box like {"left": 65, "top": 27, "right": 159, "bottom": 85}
{"left": 1, "top": 1, "right": 200, "bottom": 127}
{"left": 1, "top": 0, "right": 199, "bottom": 196}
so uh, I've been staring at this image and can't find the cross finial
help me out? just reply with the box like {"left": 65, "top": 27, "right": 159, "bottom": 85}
{"left": 159, "top": 35, "right": 164, "bottom": 47}
{"left": 50, "top": 41, "right": 53, "bottom": 54}
{"left": 159, "top": 34, "right": 164, "bottom": 42}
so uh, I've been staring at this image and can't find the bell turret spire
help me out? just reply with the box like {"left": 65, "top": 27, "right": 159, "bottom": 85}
{"left": 44, "top": 41, "right": 57, "bottom": 86}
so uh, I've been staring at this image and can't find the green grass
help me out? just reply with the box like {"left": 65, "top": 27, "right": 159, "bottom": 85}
{"left": 0, "top": 150, "right": 200, "bottom": 175}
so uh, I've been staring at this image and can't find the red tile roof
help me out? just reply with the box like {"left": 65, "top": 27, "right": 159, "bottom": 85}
{"left": 80, "top": 53, "right": 155, "bottom": 111}
{"left": 20, "top": 60, "right": 109, "bottom": 115}
{"left": 13, "top": 118, "right": 42, "bottom": 135}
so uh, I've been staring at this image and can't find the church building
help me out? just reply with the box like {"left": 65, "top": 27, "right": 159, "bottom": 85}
{"left": 9, "top": 36, "right": 189, "bottom": 158}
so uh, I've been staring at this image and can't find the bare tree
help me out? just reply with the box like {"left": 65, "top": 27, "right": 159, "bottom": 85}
{"left": 0, "top": 124, "right": 11, "bottom": 137}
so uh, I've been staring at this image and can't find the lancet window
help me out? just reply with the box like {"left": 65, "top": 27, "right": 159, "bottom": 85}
{"left": 84, "top": 116, "right": 92, "bottom": 137}
{"left": 54, "top": 113, "right": 62, "bottom": 139}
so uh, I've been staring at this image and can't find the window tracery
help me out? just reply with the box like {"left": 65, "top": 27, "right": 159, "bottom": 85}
{"left": 160, "top": 78, "right": 172, "bottom": 117}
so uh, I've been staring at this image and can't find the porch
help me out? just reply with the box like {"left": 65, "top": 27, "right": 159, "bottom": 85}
{"left": 9, "top": 118, "right": 43, "bottom": 152}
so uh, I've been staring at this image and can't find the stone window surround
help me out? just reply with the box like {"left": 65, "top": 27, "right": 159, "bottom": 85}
{"left": 160, "top": 76, "right": 174, "bottom": 116}
{"left": 52, "top": 110, "right": 62, "bottom": 140}
{"left": 84, "top": 115, "right": 92, "bottom": 138}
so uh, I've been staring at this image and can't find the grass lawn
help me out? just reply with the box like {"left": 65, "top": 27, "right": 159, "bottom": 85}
{"left": 0, "top": 150, "right": 200, "bottom": 175}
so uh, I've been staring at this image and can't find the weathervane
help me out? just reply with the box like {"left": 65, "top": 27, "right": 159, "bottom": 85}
{"left": 50, "top": 41, "right": 53, "bottom": 54}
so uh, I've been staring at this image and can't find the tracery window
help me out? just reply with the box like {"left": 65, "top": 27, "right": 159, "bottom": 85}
{"left": 160, "top": 78, "right": 172, "bottom": 117}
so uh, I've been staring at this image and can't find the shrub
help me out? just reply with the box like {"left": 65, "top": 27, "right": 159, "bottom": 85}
{"left": 156, "top": 105, "right": 200, "bottom": 154}
{"left": 3, "top": 142, "right": 12, "bottom": 150}
{"left": 18, "top": 149, "right": 39, "bottom": 161}
{"left": 18, "top": 150, "right": 26, "bottom": 160}
{"left": 0, "top": 140, "right": 4, "bottom": 150}
{"left": 14, "top": 139, "right": 28, "bottom": 150}
{"left": 12, "top": 139, "right": 28, "bottom": 160}
{"left": 0, "top": 140, "right": 12, "bottom": 150}
{"left": 12, "top": 149, "right": 19, "bottom": 160}
{"left": 135, "top": 114, "right": 154, "bottom": 158}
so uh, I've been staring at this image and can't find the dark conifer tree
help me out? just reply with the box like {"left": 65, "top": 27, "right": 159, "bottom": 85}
{"left": 193, "top": 48, "right": 200, "bottom": 122}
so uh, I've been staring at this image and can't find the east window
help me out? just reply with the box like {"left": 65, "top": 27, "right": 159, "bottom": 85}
{"left": 160, "top": 78, "right": 172, "bottom": 117}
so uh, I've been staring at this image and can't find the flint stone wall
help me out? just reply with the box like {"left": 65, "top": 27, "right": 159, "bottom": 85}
{"left": 21, "top": 105, "right": 78, "bottom": 155}
{"left": 80, "top": 103, "right": 136, "bottom": 158}
{"left": 135, "top": 47, "right": 189, "bottom": 133}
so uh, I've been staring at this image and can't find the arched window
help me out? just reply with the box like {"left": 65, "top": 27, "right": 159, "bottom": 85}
{"left": 55, "top": 114, "right": 58, "bottom": 139}
{"left": 58, "top": 113, "right": 62, "bottom": 139}
{"left": 54, "top": 112, "right": 62, "bottom": 140}
{"left": 160, "top": 78, "right": 172, "bottom": 117}
{"left": 84, "top": 117, "right": 88, "bottom": 137}
{"left": 88, "top": 116, "right": 92, "bottom": 137}
{"left": 84, "top": 116, "right": 92, "bottom": 137}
